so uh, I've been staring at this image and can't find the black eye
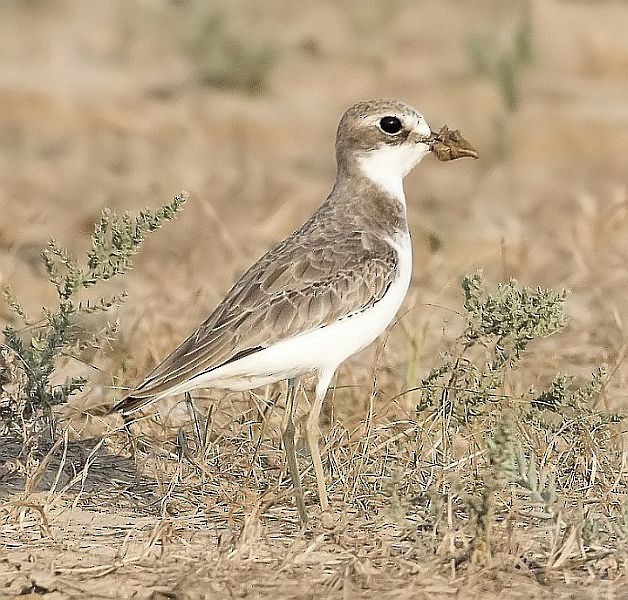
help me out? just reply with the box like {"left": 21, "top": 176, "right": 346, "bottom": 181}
{"left": 379, "top": 116, "right": 402, "bottom": 135}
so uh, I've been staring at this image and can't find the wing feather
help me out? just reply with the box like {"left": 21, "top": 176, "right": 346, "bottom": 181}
{"left": 113, "top": 226, "right": 399, "bottom": 412}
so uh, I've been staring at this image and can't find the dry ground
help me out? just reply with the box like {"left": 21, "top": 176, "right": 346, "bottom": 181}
{"left": 2, "top": 0, "right": 628, "bottom": 598}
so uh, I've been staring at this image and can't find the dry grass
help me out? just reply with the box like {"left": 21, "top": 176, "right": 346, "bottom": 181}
{"left": 2, "top": 0, "right": 628, "bottom": 598}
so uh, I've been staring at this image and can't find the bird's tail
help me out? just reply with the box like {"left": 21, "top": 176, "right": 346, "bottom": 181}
{"left": 111, "top": 393, "right": 156, "bottom": 417}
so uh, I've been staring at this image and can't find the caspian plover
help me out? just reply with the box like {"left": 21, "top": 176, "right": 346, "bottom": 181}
{"left": 113, "top": 99, "right": 477, "bottom": 523}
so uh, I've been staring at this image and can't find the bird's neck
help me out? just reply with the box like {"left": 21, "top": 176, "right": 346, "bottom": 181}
{"left": 355, "top": 150, "right": 407, "bottom": 205}
{"left": 327, "top": 164, "right": 409, "bottom": 238}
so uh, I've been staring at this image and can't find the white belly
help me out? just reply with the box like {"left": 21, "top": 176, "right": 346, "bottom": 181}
{"left": 165, "top": 232, "right": 412, "bottom": 395}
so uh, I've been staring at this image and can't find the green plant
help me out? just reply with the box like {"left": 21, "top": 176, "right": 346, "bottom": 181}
{"left": 419, "top": 271, "right": 567, "bottom": 423}
{"left": 347, "top": 0, "right": 402, "bottom": 68}
{"left": 183, "top": 7, "right": 278, "bottom": 94}
{"left": 466, "top": 0, "right": 533, "bottom": 111}
{"left": 388, "top": 272, "right": 625, "bottom": 566}
{"left": 0, "top": 193, "right": 187, "bottom": 444}
{"left": 465, "top": 0, "right": 534, "bottom": 158}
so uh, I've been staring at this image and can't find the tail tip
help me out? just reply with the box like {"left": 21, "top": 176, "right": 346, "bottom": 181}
{"left": 111, "top": 394, "right": 144, "bottom": 416}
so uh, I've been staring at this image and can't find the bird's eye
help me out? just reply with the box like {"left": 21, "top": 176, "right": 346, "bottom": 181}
{"left": 379, "top": 116, "right": 402, "bottom": 135}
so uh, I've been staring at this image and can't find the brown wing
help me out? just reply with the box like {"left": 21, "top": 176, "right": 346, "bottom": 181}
{"left": 113, "top": 226, "right": 398, "bottom": 413}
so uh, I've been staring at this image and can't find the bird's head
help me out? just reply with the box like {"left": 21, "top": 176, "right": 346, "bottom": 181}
{"left": 335, "top": 99, "right": 477, "bottom": 201}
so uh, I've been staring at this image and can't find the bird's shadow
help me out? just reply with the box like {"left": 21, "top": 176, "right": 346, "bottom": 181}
{"left": 0, "top": 435, "right": 161, "bottom": 513}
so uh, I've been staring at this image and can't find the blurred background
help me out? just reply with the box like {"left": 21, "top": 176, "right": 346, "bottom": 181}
{"left": 1, "top": 0, "right": 627, "bottom": 413}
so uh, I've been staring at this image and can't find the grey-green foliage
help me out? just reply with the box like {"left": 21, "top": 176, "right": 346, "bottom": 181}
{"left": 466, "top": 415, "right": 558, "bottom": 565}
{"left": 465, "top": 0, "right": 534, "bottom": 112}
{"left": 1, "top": 193, "right": 187, "bottom": 432}
{"left": 184, "top": 7, "right": 278, "bottom": 94}
{"left": 465, "top": 0, "right": 533, "bottom": 159}
{"left": 347, "top": 0, "right": 402, "bottom": 68}
{"left": 487, "top": 417, "right": 557, "bottom": 520}
{"left": 410, "top": 273, "right": 623, "bottom": 565}
{"left": 419, "top": 271, "right": 567, "bottom": 422}
{"left": 614, "top": 502, "right": 628, "bottom": 542}
{"left": 532, "top": 367, "right": 607, "bottom": 414}
{"left": 417, "top": 273, "right": 628, "bottom": 561}
{"left": 525, "top": 366, "right": 621, "bottom": 468}
{"left": 462, "top": 271, "right": 567, "bottom": 369}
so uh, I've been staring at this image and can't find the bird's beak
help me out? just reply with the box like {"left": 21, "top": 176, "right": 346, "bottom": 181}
{"left": 425, "top": 126, "right": 479, "bottom": 161}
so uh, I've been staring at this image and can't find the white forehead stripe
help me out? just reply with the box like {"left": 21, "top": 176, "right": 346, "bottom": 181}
{"left": 416, "top": 115, "right": 431, "bottom": 138}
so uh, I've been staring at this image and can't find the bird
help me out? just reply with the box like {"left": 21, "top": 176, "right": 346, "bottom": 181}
{"left": 112, "top": 99, "right": 477, "bottom": 523}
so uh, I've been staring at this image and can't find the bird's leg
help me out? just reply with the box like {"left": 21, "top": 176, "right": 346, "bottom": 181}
{"left": 305, "top": 370, "right": 334, "bottom": 512}
{"left": 282, "top": 378, "right": 308, "bottom": 524}
{"left": 184, "top": 392, "right": 203, "bottom": 450}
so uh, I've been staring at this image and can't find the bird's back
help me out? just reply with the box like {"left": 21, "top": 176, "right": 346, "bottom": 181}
{"left": 113, "top": 193, "right": 405, "bottom": 413}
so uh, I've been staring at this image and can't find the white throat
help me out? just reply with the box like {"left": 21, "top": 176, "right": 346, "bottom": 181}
{"left": 357, "top": 143, "right": 430, "bottom": 203}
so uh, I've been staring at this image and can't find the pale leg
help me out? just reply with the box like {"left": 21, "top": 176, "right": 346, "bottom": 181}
{"left": 282, "top": 378, "right": 308, "bottom": 524}
{"left": 305, "top": 368, "right": 335, "bottom": 512}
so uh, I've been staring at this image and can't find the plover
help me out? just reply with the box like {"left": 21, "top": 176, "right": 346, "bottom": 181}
{"left": 113, "top": 100, "right": 477, "bottom": 523}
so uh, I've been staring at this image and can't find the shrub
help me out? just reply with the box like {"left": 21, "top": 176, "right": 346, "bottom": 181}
{"left": 0, "top": 193, "right": 187, "bottom": 450}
